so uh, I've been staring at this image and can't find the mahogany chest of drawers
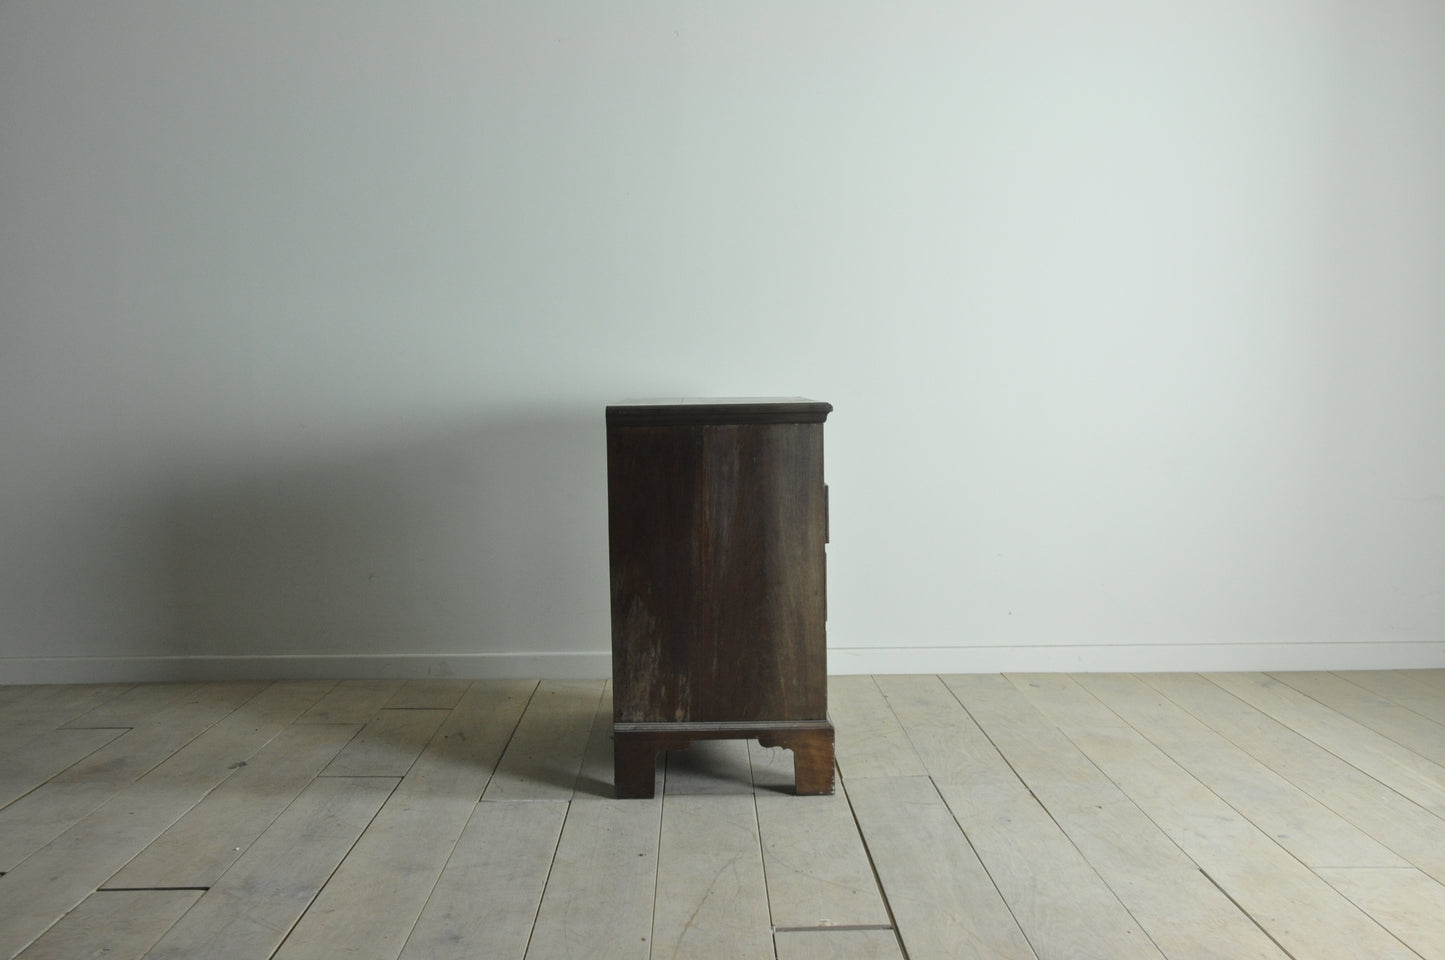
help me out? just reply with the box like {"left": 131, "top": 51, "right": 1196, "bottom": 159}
{"left": 606, "top": 398, "right": 834, "bottom": 798}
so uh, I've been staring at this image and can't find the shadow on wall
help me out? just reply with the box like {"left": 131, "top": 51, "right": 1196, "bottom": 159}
{"left": 165, "top": 410, "right": 610, "bottom": 666}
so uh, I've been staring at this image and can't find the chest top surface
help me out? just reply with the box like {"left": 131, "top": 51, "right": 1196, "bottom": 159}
{"left": 606, "top": 397, "right": 831, "bottom": 427}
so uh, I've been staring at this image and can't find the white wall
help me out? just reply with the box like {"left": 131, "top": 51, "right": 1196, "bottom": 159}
{"left": 3, "top": 1, "right": 1442, "bottom": 682}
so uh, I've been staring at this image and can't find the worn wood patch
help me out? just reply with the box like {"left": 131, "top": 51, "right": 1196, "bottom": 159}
{"left": 651, "top": 795, "right": 773, "bottom": 960}
{"left": 1076, "top": 672, "right": 1407, "bottom": 869}
{"left": 946, "top": 673, "right": 1290, "bottom": 960}
{"left": 848, "top": 775, "right": 1037, "bottom": 960}
{"left": 105, "top": 721, "right": 362, "bottom": 889}
{"left": 1012, "top": 674, "right": 1420, "bottom": 960}
{"left": 525, "top": 799, "right": 662, "bottom": 960}
{"left": 144, "top": 776, "right": 397, "bottom": 960}
{"left": 827, "top": 677, "right": 925, "bottom": 781}
{"left": 14, "top": 889, "right": 201, "bottom": 960}
{"left": 756, "top": 783, "right": 888, "bottom": 929}
{"left": 399, "top": 801, "right": 566, "bottom": 960}
{"left": 482, "top": 680, "right": 605, "bottom": 802}
{"left": 774, "top": 928, "right": 905, "bottom": 960}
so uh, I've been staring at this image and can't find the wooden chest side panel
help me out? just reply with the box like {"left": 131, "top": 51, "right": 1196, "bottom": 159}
{"left": 608, "top": 421, "right": 826, "bottom": 724}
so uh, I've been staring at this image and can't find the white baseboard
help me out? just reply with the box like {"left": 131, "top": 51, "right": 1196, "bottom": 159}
{"left": 3, "top": 641, "right": 1441, "bottom": 685}
{"left": 0, "top": 652, "right": 613, "bottom": 685}
{"left": 826, "top": 640, "right": 1445, "bottom": 675}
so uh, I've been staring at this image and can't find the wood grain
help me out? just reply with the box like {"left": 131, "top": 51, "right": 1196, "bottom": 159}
{"left": 1146, "top": 671, "right": 1445, "bottom": 882}
{"left": 295, "top": 679, "right": 402, "bottom": 723}
{"left": 608, "top": 410, "right": 829, "bottom": 725}
{"left": 2, "top": 672, "right": 1442, "bottom": 960}
{"left": 945, "top": 674, "right": 1291, "bottom": 960}
{"left": 1273, "top": 671, "right": 1445, "bottom": 767}
{"left": 1338, "top": 669, "right": 1445, "bottom": 725}
{"left": 399, "top": 801, "right": 566, "bottom": 960}
{"left": 1011, "top": 674, "right": 1420, "bottom": 960}
{"left": 936, "top": 770, "right": 1163, "bottom": 960}
{"left": 384, "top": 679, "right": 472, "bottom": 710}
{"left": 482, "top": 680, "right": 602, "bottom": 802}
{"left": 575, "top": 681, "right": 620, "bottom": 799}
{"left": 105, "top": 720, "right": 361, "bottom": 889}
{"left": 143, "top": 776, "right": 397, "bottom": 960}
{"left": 319, "top": 707, "right": 449, "bottom": 778}
{"left": 871, "top": 674, "right": 1001, "bottom": 782}
{"left": 664, "top": 738, "right": 756, "bottom": 796}
{"left": 1209, "top": 672, "right": 1445, "bottom": 820}
{"left": 651, "top": 795, "right": 774, "bottom": 959}
{"left": 879, "top": 677, "right": 1159, "bottom": 959}
{"left": 270, "top": 681, "right": 534, "bottom": 960}
{"left": 827, "top": 676, "right": 926, "bottom": 781}
{"left": 0, "top": 682, "right": 330, "bottom": 958}
{"left": 525, "top": 799, "right": 662, "bottom": 960}
{"left": 1314, "top": 867, "right": 1445, "bottom": 959}
{"left": 14, "top": 890, "right": 201, "bottom": 960}
{"left": 51, "top": 682, "right": 269, "bottom": 786}
{"left": 0, "top": 685, "right": 36, "bottom": 709}
{"left": 0, "top": 728, "right": 125, "bottom": 810}
{"left": 756, "top": 783, "right": 890, "bottom": 929}
{"left": 774, "top": 928, "right": 906, "bottom": 960}
{"left": 848, "top": 775, "right": 1037, "bottom": 960}
{"left": 58, "top": 683, "right": 198, "bottom": 730}
{"left": 1076, "top": 673, "right": 1407, "bottom": 868}
{"left": 0, "top": 684, "right": 131, "bottom": 754}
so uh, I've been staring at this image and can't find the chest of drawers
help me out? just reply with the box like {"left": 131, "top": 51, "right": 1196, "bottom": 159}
{"left": 606, "top": 398, "right": 834, "bottom": 797}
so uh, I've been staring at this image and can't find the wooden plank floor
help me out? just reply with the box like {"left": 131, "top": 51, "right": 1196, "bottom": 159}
{"left": 1, "top": 672, "right": 1443, "bottom": 959}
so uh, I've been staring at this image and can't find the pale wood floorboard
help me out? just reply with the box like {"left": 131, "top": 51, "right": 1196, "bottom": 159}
{"left": 400, "top": 801, "right": 567, "bottom": 960}
{"left": 524, "top": 798, "right": 661, "bottom": 960}
{"left": 665, "top": 738, "right": 756, "bottom": 796}
{"left": 944, "top": 674, "right": 1291, "bottom": 960}
{"left": 0, "top": 728, "right": 126, "bottom": 810}
{"left": 1209, "top": 672, "right": 1445, "bottom": 820}
{"left": 294, "top": 679, "right": 401, "bottom": 724}
{"left": 51, "top": 683, "right": 274, "bottom": 790}
{"left": 1011, "top": 674, "right": 1421, "bottom": 960}
{"left": 104, "top": 721, "right": 362, "bottom": 889}
{"left": 383, "top": 679, "right": 473, "bottom": 710}
{"left": 1340, "top": 669, "right": 1445, "bottom": 725}
{"left": 757, "top": 782, "right": 890, "bottom": 929}
{"left": 0, "top": 686, "right": 37, "bottom": 709}
{"left": 827, "top": 676, "right": 927, "bottom": 781}
{"left": 57, "top": 682, "right": 204, "bottom": 730}
{"left": 1273, "top": 670, "right": 1445, "bottom": 768}
{"left": 1145, "top": 671, "right": 1445, "bottom": 883}
{"left": 575, "top": 681, "right": 617, "bottom": 798}
{"left": 318, "top": 707, "right": 449, "bottom": 778}
{"left": 749, "top": 740, "right": 799, "bottom": 793}
{"left": 1074, "top": 672, "right": 1408, "bottom": 869}
{"left": 143, "top": 776, "right": 398, "bottom": 960}
{"left": 14, "top": 889, "right": 201, "bottom": 960}
{"left": 848, "top": 775, "right": 1038, "bottom": 960}
{"left": 1, "top": 671, "right": 1443, "bottom": 960}
{"left": 0, "top": 683, "right": 271, "bottom": 870}
{"left": 0, "top": 681, "right": 327, "bottom": 958}
{"left": 0, "top": 684, "right": 132, "bottom": 755}
{"left": 270, "top": 680, "right": 534, "bottom": 960}
{"left": 1314, "top": 867, "right": 1445, "bottom": 960}
{"left": 0, "top": 780, "right": 123, "bottom": 873}
{"left": 481, "top": 680, "right": 603, "bottom": 802}
{"left": 933, "top": 773, "right": 1162, "bottom": 960}
{"left": 651, "top": 794, "right": 774, "bottom": 959}
{"left": 876, "top": 675, "right": 1160, "bottom": 959}
{"left": 773, "top": 928, "right": 905, "bottom": 960}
